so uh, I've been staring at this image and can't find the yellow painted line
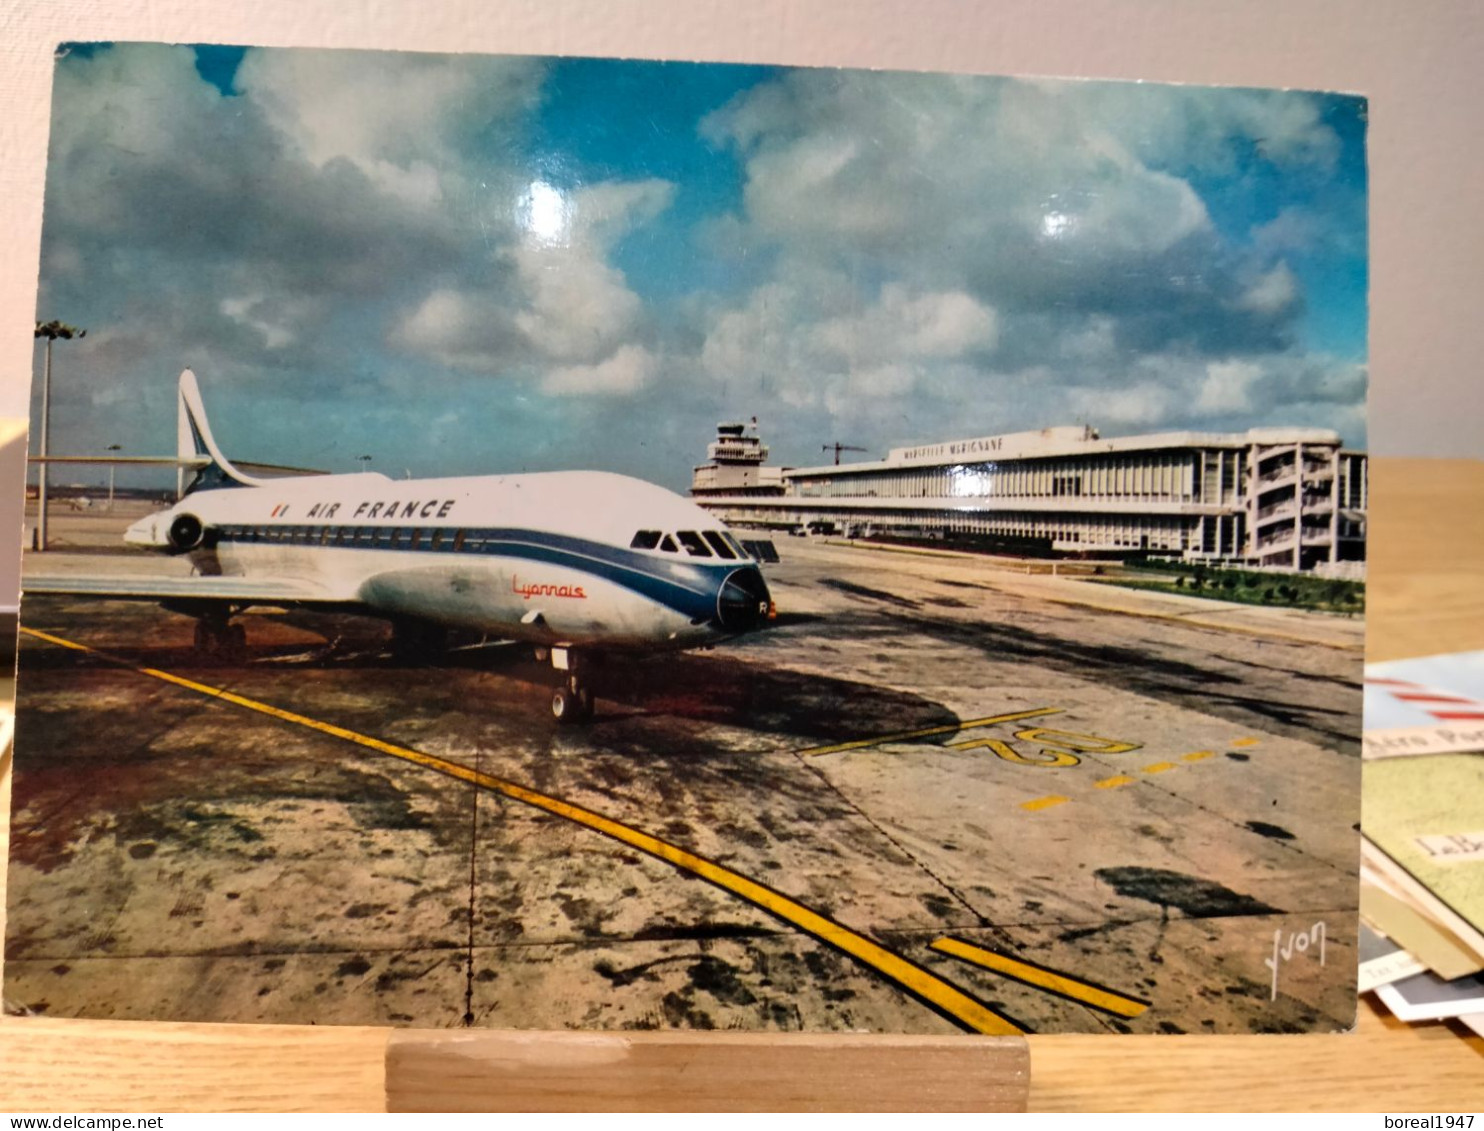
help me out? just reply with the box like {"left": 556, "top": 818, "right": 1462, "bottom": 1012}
{"left": 1141, "top": 761, "right": 1178, "bottom": 774}
{"left": 20, "top": 626, "right": 1021, "bottom": 1036}
{"left": 800, "top": 706, "right": 1062, "bottom": 757}
{"left": 930, "top": 937, "right": 1149, "bottom": 1018}
{"left": 1231, "top": 737, "right": 1260, "bottom": 748}
{"left": 1020, "top": 795, "right": 1069, "bottom": 811}
{"left": 1094, "top": 775, "right": 1135, "bottom": 789}
{"left": 1181, "top": 750, "right": 1215, "bottom": 763}
{"left": 24, "top": 627, "right": 92, "bottom": 653}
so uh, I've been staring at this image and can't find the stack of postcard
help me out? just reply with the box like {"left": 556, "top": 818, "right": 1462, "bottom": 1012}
{"left": 1362, "top": 651, "right": 1484, "bottom": 1036}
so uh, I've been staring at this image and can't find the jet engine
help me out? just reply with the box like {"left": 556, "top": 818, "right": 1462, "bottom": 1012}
{"left": 167, "top": 513, "right": 207, "bottom": 553}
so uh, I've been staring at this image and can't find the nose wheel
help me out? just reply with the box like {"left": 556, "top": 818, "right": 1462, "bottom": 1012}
{"left": 548, "top": 648, "right": 597, "bottom": 723}
{"left": 192, "top": 613, "right": 247, "bottom": 660}
{"left": 550, "top": 678, "right": 594, "bottom": 723}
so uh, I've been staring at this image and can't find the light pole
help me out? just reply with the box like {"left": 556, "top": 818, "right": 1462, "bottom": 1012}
{"left": 33, "top": 320, "right": 86, "bottom": 551}
{"left": 358, "top": 454, "right": 372, "bottom": 472}
{"left": 106, "top": 444, "right": 122, "bottom": 510}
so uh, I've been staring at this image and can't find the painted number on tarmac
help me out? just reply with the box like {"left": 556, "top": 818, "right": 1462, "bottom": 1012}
{"left": 948, "top": 725, "right": 1142, "bottom": 768}
{"left": 800, "top": 709, "right": 1142, "bottom": 768}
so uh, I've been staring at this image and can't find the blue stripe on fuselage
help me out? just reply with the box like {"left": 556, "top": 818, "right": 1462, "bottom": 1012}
{"left": 214, "top": 524, "right": 739, "bottom": 623}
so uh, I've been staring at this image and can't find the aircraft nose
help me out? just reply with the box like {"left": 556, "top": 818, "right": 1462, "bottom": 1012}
{"left": 123, "top": 514, "right": 165, "bottom": 548}
{"left": 715, "top": 565, "right": 772, "bottom": 633}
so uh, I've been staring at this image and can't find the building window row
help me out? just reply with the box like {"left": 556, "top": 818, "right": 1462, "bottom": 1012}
{"left": 790, "top": 452, "right": 1227, "bottom": 504}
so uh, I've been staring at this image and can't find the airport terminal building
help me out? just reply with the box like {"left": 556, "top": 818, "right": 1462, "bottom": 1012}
{"left": 692, "top": 421, "right": 1367, "bottom": 573}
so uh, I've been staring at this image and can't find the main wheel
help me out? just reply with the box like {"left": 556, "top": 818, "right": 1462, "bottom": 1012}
{"left": 222, "top": 622, "right": 247, "bottom": 660}
{"left": 551, "top": 683, "right": 597, "bottom": 723}
{"left": 193, "top": 620, "right": 215, "bottom": 653}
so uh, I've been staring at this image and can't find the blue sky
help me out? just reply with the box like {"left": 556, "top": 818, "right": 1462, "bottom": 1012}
{"left": 34, "top": 45, "right": 1367, "bottom": 491}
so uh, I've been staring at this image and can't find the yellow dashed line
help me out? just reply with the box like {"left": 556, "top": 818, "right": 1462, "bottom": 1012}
{"left": 21, "top": 626, "right": 1022, "bottom": 1037}
{"left": 930, "top": 937, "right": 1148, "bottom": 1018}
{"left": 1231, "top": 737, "right": 1260, "bottom": 747}
{"left": 1094, "top": 775, "right": 1135, "bottom": 789}
{"left": 800, "top": 706, "right": 1063, "bottom": 757}
{"left": 1141, "top": 761, "right": 1178, "bottom": 774}
{"left": 1181, "top": 750, "right": 1215, "bottom": 762}
{"left": 1020, "top": 795, "right": 1069, "bottom": 811}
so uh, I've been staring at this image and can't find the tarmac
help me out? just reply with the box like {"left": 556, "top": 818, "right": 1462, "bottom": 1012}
{"left": 3, "top": 505, "right": 1362, "bottom": 1035}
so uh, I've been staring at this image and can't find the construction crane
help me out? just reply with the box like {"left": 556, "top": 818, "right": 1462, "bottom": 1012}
{"left": 822, "top": 442, "right": 867, "bottom": 466}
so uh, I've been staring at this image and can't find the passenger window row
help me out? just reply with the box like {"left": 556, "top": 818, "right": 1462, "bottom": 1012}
{"left": 222, "top": 525, "right": 472, "bottom": 551}
{"left": 217, "top": 524, "right": 753, "bottom": 560}
{"left": 630, "top": 528, "right": 747, "bottom": 559}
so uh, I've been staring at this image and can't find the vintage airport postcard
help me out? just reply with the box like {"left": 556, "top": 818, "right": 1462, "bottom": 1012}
{"left": 4, "top": 45, "right": 1368, "bottom": 1034}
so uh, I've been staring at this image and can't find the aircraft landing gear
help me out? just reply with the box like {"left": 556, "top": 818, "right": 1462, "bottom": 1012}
{"left": 549, "top": 648, "right": 597, "bottom": 724}
{"left": 550, "top": 678, "right": 594, "bottom": 723}
{"left": 192, "top": 612, "right": 246, "bottom": 660}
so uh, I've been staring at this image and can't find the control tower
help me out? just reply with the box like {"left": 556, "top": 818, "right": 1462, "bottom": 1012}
{"left": 691, "top": 420, "right": 786, "bottom": 497}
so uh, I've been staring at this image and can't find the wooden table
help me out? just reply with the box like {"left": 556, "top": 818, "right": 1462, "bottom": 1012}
{"left": 3, "top": 457, "right": 1483, "bottom": 1112}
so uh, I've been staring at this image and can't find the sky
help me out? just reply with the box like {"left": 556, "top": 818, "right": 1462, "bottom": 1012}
{"left": 32, "top": 45, "right": 1368, "bottom": 491}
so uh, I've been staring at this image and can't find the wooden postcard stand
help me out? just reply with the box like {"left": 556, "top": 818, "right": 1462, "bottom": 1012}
{"left": 385, "top": 1029, "right": 1030, "bottom": 1112}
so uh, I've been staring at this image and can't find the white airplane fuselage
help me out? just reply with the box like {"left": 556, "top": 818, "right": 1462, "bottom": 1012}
{"left": 124, "top": 468, "right": 773, "bottom": 651}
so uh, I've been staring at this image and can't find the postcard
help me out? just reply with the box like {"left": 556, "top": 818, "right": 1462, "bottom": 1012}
{"left": 1357, "top": 922, "right": 1426, "bottom": 993}
{"left": 1375, "top": 969, "right": 1484, "bottom": 1024}
{"left": 5, "top": 44, "right": 1368, "bottom": 1034}
{"left": 1362, "top": 845, "right": 1484, "bottom": 978}
{"left": 1361, "top": 880, "right": 1481, "bottom": 982}
{"left": 1365, "top": 651, "right": 1484, "bottom": 759}
{"left": 1365, "top": 754, "right": 1484, "bottom": 940}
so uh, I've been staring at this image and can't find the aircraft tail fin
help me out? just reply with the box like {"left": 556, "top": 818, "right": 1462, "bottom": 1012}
{"left": 176, "top": 369, "right": 266, "bottom": 494}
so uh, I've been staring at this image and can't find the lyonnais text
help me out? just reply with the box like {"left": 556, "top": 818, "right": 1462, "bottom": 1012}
{"left": 513, "top": 576, "right": 588, "bottom": 600}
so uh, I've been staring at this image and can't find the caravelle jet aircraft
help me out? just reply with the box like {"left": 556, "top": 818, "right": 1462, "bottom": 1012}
{"left": 25, "top": 370, "right": 774, "bottom": 721}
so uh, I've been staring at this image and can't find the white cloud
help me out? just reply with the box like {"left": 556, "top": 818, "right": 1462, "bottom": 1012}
{"left": 220, "top": 295, "right": 294, "bottom": 349}
{"left": 512, "top": 248, "right": 643, "bottom": 364}
{"left": 559, "top": 179, "right": 675, "bottom": 251}
{"left": 391, "top": 176, "right": 674, "bottom": 377}
{"left": 1196, "top": 359, "right": 1264, "bottom": 414}
{"left": 1059, "top": 315, "right": 1119, "bottom": 363}
{"left": 704, "top": 70, "right": 1218, "bottom": 276}
{"left": 1063, "top": 382, "right": 1177, "bottom": 428}
{"left": 692, "top": 67, "right": 1337, "bottom": 439}
{"left": 35, "top": 47, "right": 1367, "bottom": 478}
{"left": 1237, "top": 263, "right": 1300, "bottom": 315}
{"left": 813, "top": 285, "right": 998, "bottom": 361}
{"left": 236, "top": 49, "right": 545, "bottom": 186}
{"left": 843, "top": 362, "right": 916, "bottom": 398}
{"left": 699, "top": 272, "right": 999, "bottom": 420}
{"left": 542, "top": 344, "right": 654, "bottom": 395}
{"left": 507, "top": 179, "right": 674, "bottom": 363}
{"left": 1048, "top": 82, "right": 1343, "bottom": 174}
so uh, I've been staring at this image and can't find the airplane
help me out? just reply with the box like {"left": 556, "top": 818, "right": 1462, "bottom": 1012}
{"left": 24, "top": 370, "right": 775, "bottom": 722}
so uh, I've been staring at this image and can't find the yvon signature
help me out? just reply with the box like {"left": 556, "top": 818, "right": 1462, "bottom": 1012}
{"left": 1264, "top": 921, "right": 1326, "bottom": 1000}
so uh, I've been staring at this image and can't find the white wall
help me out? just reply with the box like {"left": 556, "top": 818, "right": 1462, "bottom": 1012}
{"left": 2, "top": 0, "right": 1480, "bottom": 467}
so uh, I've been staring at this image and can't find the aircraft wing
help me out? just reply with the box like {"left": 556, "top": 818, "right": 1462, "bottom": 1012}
{"left": 22, "top": 573, "right": 348, "bottom": 606}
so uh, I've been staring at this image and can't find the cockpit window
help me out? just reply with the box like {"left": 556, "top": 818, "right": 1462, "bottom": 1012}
{"left": 701, "top": 530, "right": 737, "bottom": 559}
{"left": 721, "top": 532, "right": 748, "bottom": 559}
{"left": 659, "top": 534, "right": 679, "bottom": 553}
{"left": 630, "top": 530, "right": 662, "bottom": 550}
{"left": 675, "top": 531, "right": 712, "bottom": 557}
